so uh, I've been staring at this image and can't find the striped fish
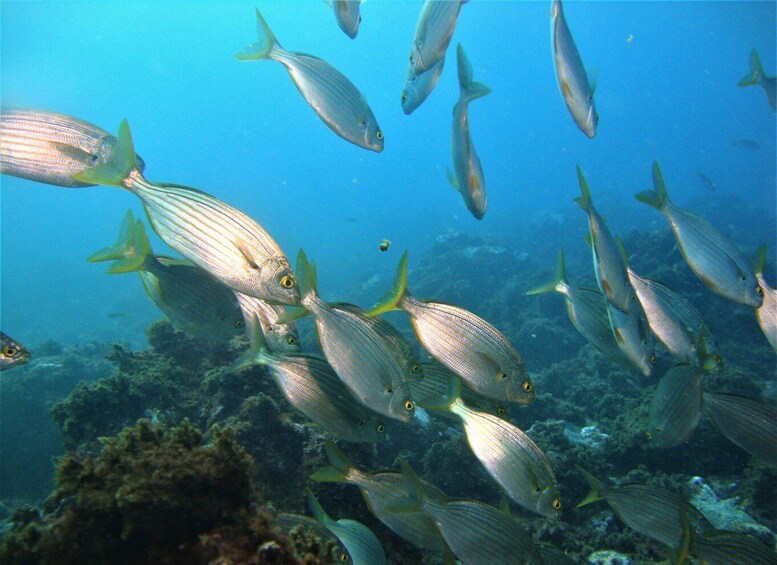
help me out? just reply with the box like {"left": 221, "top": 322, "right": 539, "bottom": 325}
{"left": 636, "top": 162, "right": 763, "bottom": 308}
{"left": 233, "top": 291, "right": 300, "bottom": 355}
{"left": 754, "top": 246, "right": 777, "bottom": 352}
{"left": 628, "top": 267, "right": 721, "bottom": 369}
{"left": 90, "top": 210, "right": 245, "bottom": 342}
{"left": 228, "top": 316, "right": 385, "bottom": 443}
{"left": 401, "top": 57, "right": 445, "bottom": 115}
{"left": 528, "top": 250, "right": 628, "bottom": 365}
{"left": 411, "top": 362, "right": 508, "bottom": 418}
{"left": 692, "top": 530, "right": 777, "bottom": 564}
{"left": 73, "top": 120, "right": 300, "bottom": 307}
{"left": 551, "top": 0, "right": 598, "bottom": 138}
{"left": 449, "top": 44, "right": 490, "bottom": 220}
{"left": 703, "top": 392, "right": 777, "bottom": 466}
{"left": 408, "top": 0, "right": 465, "bottom": 75}
{"left": 237, "top": 8, "right": 383, "bottom": 152}
{"left": 368, "top": 252, "right": 535, "bottom": 405}
{"left": 421, "top": 374, "right": 560, "bottom": 518}
{"left": 295, "top": 251, "right": 415, "bottom": 422}
{"left": 307, "top": 491, "right": 387, "bottom": 565}
{"left": 0, "top": 107, "right": 145, "bottom": 188}
{"left": 575, "top": 166, "right": 634, "bottom": 311}
{"left": 577, "top": 466, "right": 712, "bottom": 550}
{"left": 311, "top": 440, "right": 449, "bottom": 553}
{"left": 330, "top": 0, "right": 363, "bottom": 39}
{"left": 605, "top": 295, "right": 656, "bottom": 377}
{"left": 648, "top": 364, "right": 703, "bottom": 448}
{"left": 391, "top": 461, "right": 545, "bottom": 565}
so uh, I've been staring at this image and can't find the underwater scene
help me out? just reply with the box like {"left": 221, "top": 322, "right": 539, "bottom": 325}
{"left": 1, "top": 1, "right": 776, "bottom": 563}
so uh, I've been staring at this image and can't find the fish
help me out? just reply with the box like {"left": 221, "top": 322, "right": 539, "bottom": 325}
{"left": 73, "top": 120, "right": 300, "bottom": 306}
{"left": 551, "top": 0, "right": 598, "bottom": 138}
{"left": 527, "top": 250, "right": 629, "bottom": 366}
{"left": 696, "top": 171, "right": 718, "bottom": 192}
{"left": 692, "top": 530, "right": 777, "bottom": 564}
{"left": 604, "top": 296, "right": 656, "bottom": 377}
{"left": 0, "top": 332, "right": 31, "bottom": 371}
{"left": 575, "top": 166, "right": 634, "bottom": 311}
{"left": 0, "top": 107, "right": 145, "bottom": 188}
{"left": 754, "top": 246, "right": 777, "bottom": 352}
{"left": 737, "top": 48, "right": 776, "bottom": 111}
{"left": 232, "top": 291, "right": 300, "bottom": 355}
{"left": 329, "top": 0, "right": 363, "bottom": 39}
{"left": 89, "top": 210, "right": 246, "bottom": 342}
{"left": 400, "top": 58, "right": 445, "bottom": 115}
{"left": 636, "top": 162, "right": 763, "bottom": 307}
{"left": 236, "top": 8, "right": 383, "bottom": 152}
{"left": 420, "top": 371, "right": 561, "bottom": 518}
{"left": 731, "top": 138, "right": 760, "bottom": 150}
{"left": 294, "top": 251, "right": 416, "bottom": 422}
{"left": 703, "top": 392, "right": 777, "bottom": 466}
{"left": 408, "top": 0, "right": 465, "bottom": 75}
{"left": 388, "top": 461, "right": 546, "bottom": 565}
{"left": 648, "top": 364, "right": 703, "bottom": 448}
{"left": 577, "top": 466, "right": 712, "bottom": 550}
{"left": 368, "top": 251, "right": 535, "bottom": 405}
{"left": 306, "top": 491, "right": 388, "bottom": 565}
{"left": 379, "top": 238, "right": 391, "bottom": 252}
{"left": 448, "top": 44, "right": 490, "bottom": 220}
{"left": 411, "top": 361, "right": 507, "bottom": 418}
{"left": 627, "top": 267, "right": 721, "bottom": 369}
{"left": 311, "top": 440, "right": 450, "bottom": 553}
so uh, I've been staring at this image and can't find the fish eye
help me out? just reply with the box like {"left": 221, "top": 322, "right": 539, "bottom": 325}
{"left": 339, "top": 552, "right": 349, "bottom": 562}
{"left": 3, "top": 347, "right": 17, "bottom": 357}
{"left": 497, "top": 407, "right": 506, "bottom": 416}
{"left": 376, "top": 131, "right": 383, "bottom": 140}
{"left": 650, "top": 355, "right": 657, "bottom": 365}
{"left": 756, "top": 286, "right": 764, "bottom": 296}
{"left": 740, "top": 274, "right": 746, "bottom": 281}
{"left": 280, "top": 275, "right": 295, "bottom": 289}
{"left": 404, "top": 399, "right": 415, "bottom": 412}
{"left": 286, "top": 335, "right": 297, "bottom": 345}
{"left": 377, "top": 423, "right": 385, "bottom": 433}
{"left": 234, "top": 320, "right": 244, "bottom": 328}
{"left": 522, "top": 381, "right": 533, "bottom": 393}
{"left": 713, "top": 354, "right": 722, "bottom": 364}
{"left": 401, "top": 93, "right": 407, "bottom": 103}
{"left": 552, "top": 499, "right": 562, "bottom": 511}
{"left": 411, "top": 363, "right": 420, "bottom": 373}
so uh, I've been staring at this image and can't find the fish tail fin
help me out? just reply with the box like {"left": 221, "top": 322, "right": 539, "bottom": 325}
{"left": 366, "top": 251, "right": 409, "bottom": 317}
{"left": 275, "top": 306, "right": 312, "bottom": 325}
{"left": 527, "top": 250, "right": 566, "bottom": 295}
{"left": 236, "top": 7, "right": 281, "bottom": 61}
{"left": 306, "top": 490, "right": 331, "bottom": 527}
{"left": 737, "top": 48, "right": 763, "bottom": 87}
{"left": 575, "top": 465, "right": 606, "bottom": 507}
{"left": 88, "top": 211, "right": 153, "bottom": 274}
{"left": 419, "top": 373, "right": 461, "bottom": 412}
{"left": 670, "top": 504, "right": 693, "bottom": 565}
{"left": 294, "top": 249, "right": 319, "bottom": 300}
{"left": 635, "top": 161, "right": 670, "bottom": 210}
{"left": 754, "top": 244, "right": 766, "bottom": 276}
{"left": 72, "top": 120, "right": 138, "bottom": 188}
{"left": 385, "top": 460, "right": 426, "bottom": 513}
{"left": 615, "top": 236, "right": 630, "bottom": 265}
{"left": 88, "top": 209, "right": 136, "bottom": 264}
{"left": 573, "top": 165, "right": 592, "bottom": 211}
{"left": 310, "top": 440, "right": 354, "bottom": 483}
{"left": 456, "top": 44, "right": 491, "bottom": 103}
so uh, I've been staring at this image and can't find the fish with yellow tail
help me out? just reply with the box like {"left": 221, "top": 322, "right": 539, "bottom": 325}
{"left": 73, "top": 120, "right": 299, "bottom": 306}
{"left": 367, "top": 251, "right": 534, "bottom": 405}
{"left": 737, "top": 48, "right": 776, "bottom": 111}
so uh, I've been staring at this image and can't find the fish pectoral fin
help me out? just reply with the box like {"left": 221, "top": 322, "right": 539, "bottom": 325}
{"left": 601, "top": 279, "right": 612, "bottom": 295}
{"left": 235, "top": 238, "right": 260, "bottom": 270}
{"left": 446, "top": 169, "right": 461, "bottom": 193}
{"left": 612, "top": 327, "right": 625, "bottom": 345}
{"left": 474, "top": 351, "right": 505, "bottom": 383}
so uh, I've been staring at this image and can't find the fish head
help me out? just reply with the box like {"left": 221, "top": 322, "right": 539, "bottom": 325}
{"left": 355, "top": 417, "right": 387, "bottom": 443}
{"left": 263, "top": 323, "right": 302, "bottom": 354}
{"left": 401, "top": 59, "right": 444, "bottom": 115}
{"left": 744, "top": 275, "right": 765, "bottom": 307}
{"left": 261, "top": 259, "right": 302, "bottom": 306}
{"left": 581, "top": 99, "right": 598, "bottom": 138}
{"left": 504, "top": 373, "right": 536, "bottom": 405}
{"left": 536, "top": 482, "right": 563, "bottom": 518}
{"left": 357, "top": 113, "right": 384, "bottom": 152}
{"left": 388, "top": 383, "right": 416, "bottom": 422}
{"left": 0, "top": 334, "right": 31, "bottom": 371}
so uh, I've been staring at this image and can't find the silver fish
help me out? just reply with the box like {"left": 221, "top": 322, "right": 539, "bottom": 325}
{"left": 703, "top": 392, "right": 777, "bottom": 466}
{"left": 311, "top": 440, "right": 449, "bottom": 553}
{"left": 295, "top": 251, "right": 415, "bottom": 422}
{"left": 737, "top": 48, "right": 776, "bottom": 112}
{"left": 73, "top": 120, "right": 300, "bottom": 306}
{"left": 307, "top": 491, "right": 387, "bottom": 565}
{"left": 648, "top": 364, "right": 703, "bottom": 448}
{"left": 605, "top": 297, "right": 656, "bottom": 377}
{"left": 237, "top": 8, "right": 383, "bottom": 152}
{"left": 368, "top": 252, "right": 534, "bottom": 405}
{"left": 575, "top": 166, "right": 634, "bottom": 311}
{"left": 636, "top": 162, "right": 762, "bottom": 308}
{"left": 411, "top": 361, "right": 507, "bottom": 418}
{"left": 551, "top": 0, "right": 598, "bottom": 137}
{"left": 692, "top": 530, "right": 777, "bottom": 564}
{"left": 422, "top": 373, "right": 561, "bottom": 518}
{"left": 330, "top": 0, "right": 363, "bottom": 39}
{"left": 0, "top": 332, "right": 31, "bottom": 372}
{"left": 628, "top": 267, "right": 721, "bottom": 369}
{"left": 0, "top": 107, "right": 145, "bottom": 187}
{"left": 391, "top": 461, "right": 546, "bottom": 565}
{"left": 90, "top": 210, "right": 245, "bottom": 342}
{"left": 754, "top": 246, "right": 777, "bottom": 352}
{"left": 233, "top": 291, "right": 300, "bottom": 355}
{"left": 400, "top": 57, "right": 445, "bottom": 115}
{"left": 408, "top": 0, "right": 465, "bottom": 75}
{"left": 528, "top": 250, "right": 628, "bottom": 365}
{"left": 448, "top": 44, "right": 490, "bottom": 220}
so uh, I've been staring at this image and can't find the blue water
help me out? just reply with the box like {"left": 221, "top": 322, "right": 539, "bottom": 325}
{"left": 1, "top": 0, "right": 775, "bottom": 350}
